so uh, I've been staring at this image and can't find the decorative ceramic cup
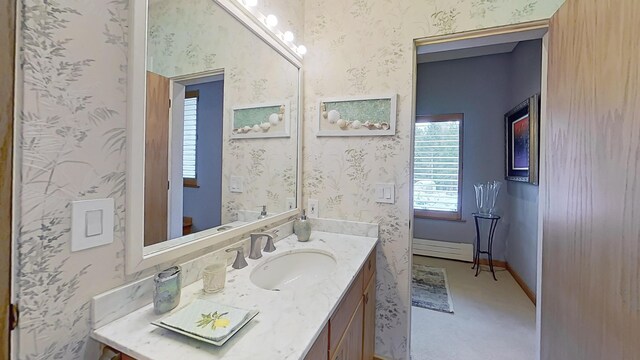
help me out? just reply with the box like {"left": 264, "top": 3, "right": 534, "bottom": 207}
{"left": 202, "top": 263, "right": 227, "bottom": 294}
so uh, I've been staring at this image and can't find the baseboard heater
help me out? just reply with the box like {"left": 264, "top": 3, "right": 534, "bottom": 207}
{"left": 412, "top": 238, "right": 473, "bottom": 262}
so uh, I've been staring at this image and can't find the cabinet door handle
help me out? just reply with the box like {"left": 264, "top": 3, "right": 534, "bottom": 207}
{"left": 364, "top": 293, "right": 369, "bottom": 304}
{"left": 368, "top": 260, "right": 372, "bottom": 270}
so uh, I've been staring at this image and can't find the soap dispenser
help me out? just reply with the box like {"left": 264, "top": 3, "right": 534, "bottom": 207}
{"left": 294, "top": 209, "right": 311, "bottom": 242}
{"left": 257, "top": 205, "right": 268, "bottom": 219}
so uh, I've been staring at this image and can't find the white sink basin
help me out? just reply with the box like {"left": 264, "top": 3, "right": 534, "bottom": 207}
{"left": 250, "top": 250, "right": 337, "bottom": 291}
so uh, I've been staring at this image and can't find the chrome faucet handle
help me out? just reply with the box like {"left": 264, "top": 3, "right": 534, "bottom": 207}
{"left": 226, "top": 246, "right": 248, "bottom": 269}
{"left": 249, "top": 233, "right": 265, "bottom": 260}
{"left": 263, "top": 232, "right": 276, "bottom": 253}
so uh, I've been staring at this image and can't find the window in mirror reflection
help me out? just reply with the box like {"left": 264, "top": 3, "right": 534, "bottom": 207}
{"left": 183, "top": 91, "right": 198, "bottom": 187}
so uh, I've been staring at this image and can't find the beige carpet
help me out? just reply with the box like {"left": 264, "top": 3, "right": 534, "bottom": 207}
{"left": 410, "top": 256, "right": 536, "bottom": 360}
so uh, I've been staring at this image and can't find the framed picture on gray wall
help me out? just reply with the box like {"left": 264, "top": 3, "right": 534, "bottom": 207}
{"left": 504, "top": 94, "right": 540, "bottom": 185}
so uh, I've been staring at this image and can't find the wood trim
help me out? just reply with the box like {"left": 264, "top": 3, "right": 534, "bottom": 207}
{"left": 506, "top": 263, "right": 536, "bottom": 305}
{"left": 414, "top": 19, "right": 549, "bottom": 47}
{"left": 373, "top": 355, "right": 391, "bottom": 360}
{"left": 415, "top": 113, "right": 463, "bottom": 123}
{"left": 183, "top": 178, "right": 198, "bottom": 188}
{"left": 414, "top": 209, "right": 462, "bottom": 221}
{"left": 185, "top": 90, "right": 199, "bottom": 99}
{"left": 477, "top": 258, "right": 507, "bottom": 269}
{"left": 0, "top": 0, "right": 15, "bottom": 356}
{"left": 414, "top": 114, "right": 464, "bottom": 221}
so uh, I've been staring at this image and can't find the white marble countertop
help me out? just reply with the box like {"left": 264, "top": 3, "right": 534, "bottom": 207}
{"left": 91, "top": 231, "right": 378, "bottom": 360}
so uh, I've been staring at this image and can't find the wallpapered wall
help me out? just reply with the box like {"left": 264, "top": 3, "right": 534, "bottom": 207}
{"left": 15, "top": 0, "right": 303, "bottom": 359}
{"left": 14, "top": 0, "right": 561, "bottom": 359}
{"left": 147, "top": 0, "right": 299, "bottom": 223}
{"left": 301, "top": 0, "right": 563, "bottom": 358}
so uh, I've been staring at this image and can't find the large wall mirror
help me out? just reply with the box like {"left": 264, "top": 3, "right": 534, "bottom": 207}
{"left": 126, "top": 0, "right": 302, "bottom": 273}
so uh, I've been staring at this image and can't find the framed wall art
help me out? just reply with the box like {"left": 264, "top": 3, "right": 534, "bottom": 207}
{"left": 317, "top": 94, "right": 397, "bottom": 137}
{"left": 231, "top": 101, "right": 290, "bottom": 139}
{"left": 505, "top": 93, "right": 540, "bottom": 185}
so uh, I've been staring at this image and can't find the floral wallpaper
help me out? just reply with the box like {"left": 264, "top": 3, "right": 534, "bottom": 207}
{"left": 301, "top": 0, "right": 563, "bottom": 358}
{"left": 17, "top": 0, "right": 128, "bottom": 358}
{"left": 13, "top": 0, "right": 562, "bottom": 359}
{"left": 147, "top": 0, "right": 299, "bottom": 223}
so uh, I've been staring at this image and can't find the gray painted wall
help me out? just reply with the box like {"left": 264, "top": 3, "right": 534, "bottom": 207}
{"left": 505, "top": 40, "right": 542, "bottom": 294}
{"left": 414, "top": 53, "right": 511, "bottom": 260}
{"left": 183, "top": 80, "right": 224, "bottom": 232}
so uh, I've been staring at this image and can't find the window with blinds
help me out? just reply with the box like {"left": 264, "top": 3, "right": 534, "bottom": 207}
{"left": 183, "top": 91, "right": 198, "bottom": 184}
{"left": 413, "top": 113, "right": 463, "bottom": 220}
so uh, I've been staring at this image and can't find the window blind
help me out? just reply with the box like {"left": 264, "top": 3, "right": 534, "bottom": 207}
{"left": 183, "top": 96, "right": 198, "bottom": 179}
{"left": 413, "top": 119, "right": 461, "bottom": 213}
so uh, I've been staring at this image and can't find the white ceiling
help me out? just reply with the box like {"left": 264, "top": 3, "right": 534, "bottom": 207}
{"left": 416, "top": 27, "right": 547, "bottom": 64}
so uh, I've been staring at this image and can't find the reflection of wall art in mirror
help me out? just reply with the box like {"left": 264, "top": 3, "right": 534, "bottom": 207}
{"left": 317, "top": 94, "right": 397, "bottom": 136}
{"left": 231, "top": 101, "right": 290, "bottom": 139}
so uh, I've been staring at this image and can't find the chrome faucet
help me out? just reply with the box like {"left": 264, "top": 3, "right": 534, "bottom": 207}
{"left": 226, "top": 246, "right": 248, "bottom": 269}
{"left": 249, "top": 232, "right": 277, "bottom": 259}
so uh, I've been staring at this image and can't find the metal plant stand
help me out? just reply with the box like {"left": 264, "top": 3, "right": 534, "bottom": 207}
{"left": 471, "top": 213, "right": 501, "bottom": 281}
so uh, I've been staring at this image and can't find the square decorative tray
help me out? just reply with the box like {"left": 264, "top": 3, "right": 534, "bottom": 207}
{"left": 151, "top": 299, "right": 259, "bottom": 346}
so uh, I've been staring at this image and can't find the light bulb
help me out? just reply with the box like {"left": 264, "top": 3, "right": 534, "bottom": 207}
{"left": 244, "top": 0, "right": 257, "bottom": 7}
{"left": 266, "top": 14, "right": 278, "bottom": 27}
{"left": 283, "top": 31, "right": 294, "bottom": 42}
{"left": 297, "top": 45, "right": 307, "bottom": 55}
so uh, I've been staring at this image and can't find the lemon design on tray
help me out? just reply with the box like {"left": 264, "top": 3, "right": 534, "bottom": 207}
{"left": 196, "top": 311, "right": 230, "bottom": 330}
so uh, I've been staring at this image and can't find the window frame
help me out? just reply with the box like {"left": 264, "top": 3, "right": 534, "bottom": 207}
{"left": 413, "top": 113, "right": 464, "bottom": 221}
{"left": 183, "top": 90, "right": 199, "bottom": 188}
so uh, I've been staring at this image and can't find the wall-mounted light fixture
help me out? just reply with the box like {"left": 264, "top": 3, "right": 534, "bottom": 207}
{"left": 237, "top": 0, "right": 307, "bottom": 58}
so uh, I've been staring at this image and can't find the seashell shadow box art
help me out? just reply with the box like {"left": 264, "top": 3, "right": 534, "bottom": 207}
{"left": 231, "top": 101, "right": 290, "bottom": 139}
{"left": 317, "top": 94, "right": 397, "bottom": 136}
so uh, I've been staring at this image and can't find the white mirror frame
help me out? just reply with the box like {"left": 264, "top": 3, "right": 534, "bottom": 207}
{"left": 126, "top": 0, "right": 303, "bottom": 274}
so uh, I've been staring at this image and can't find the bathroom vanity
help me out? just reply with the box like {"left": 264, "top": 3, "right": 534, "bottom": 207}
{"left": 91, "top": 221, "right": 378, "bottom": 360}
{"left": 94, "top": 0, "right": 381, "bottom": 358}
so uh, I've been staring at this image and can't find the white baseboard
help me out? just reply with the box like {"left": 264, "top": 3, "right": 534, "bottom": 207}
{"left": 412, "top": 238, "right": 473, "bottom": 262}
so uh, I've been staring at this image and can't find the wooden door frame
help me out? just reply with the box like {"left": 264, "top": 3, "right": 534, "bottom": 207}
{"left": 0, "top": 0, "right": 16, "bottom": 358}
{"left": 410, "top": 19, "right": 550, "bottom": 360}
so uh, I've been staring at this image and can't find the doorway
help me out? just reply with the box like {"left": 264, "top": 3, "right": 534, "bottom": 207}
{"left": 169, "top": 74, "right": 225, "bottom": 239}
{"left": 142, "top": 70, "right": 225, "bottom": 251}
{"left": 409, "top": 21, "right": 548, "bottom": 360}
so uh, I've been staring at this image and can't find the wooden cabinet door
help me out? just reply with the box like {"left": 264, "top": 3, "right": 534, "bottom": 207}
{"left": 542, "top": 1, "right": 640, "bottom": 359}
{"left": 331, "top": 300, "right": 363, "bottom": 360}
{"left": 144, "top": 71, "right": 170, "bottom": 246}
{"left": 304, "top": 323, "right": 329, "bottom": 360}
{"left": 362, "top": 277, "right": 376, "bottom": 360}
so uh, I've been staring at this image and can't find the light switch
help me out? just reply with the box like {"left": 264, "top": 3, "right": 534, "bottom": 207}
{"left": 71, "top": 198, "right": 114, "bottom": 252}
{"left": 230, "top": 176, "right": 244, "bottom": 193}
{"left": 286, "top": 197, "right": 296, "bottom": 210}
{"left": 375, "top": 183, "right": 395, "bottom": 204}
{"left": 85, "top": 209, "right": 103, "bottom": 237}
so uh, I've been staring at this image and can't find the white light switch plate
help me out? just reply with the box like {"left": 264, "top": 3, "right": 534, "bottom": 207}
{"left": 375, "top": 183, "right": 395, "bottom": 204}
{"left": 307, "top": 198, "right": 319, "bottom": 218}
{"left": 230, "top": 176, "right": 244, "bottom": 193}
{"left": 71, "top": 198, "right": 114, "bottom": 252}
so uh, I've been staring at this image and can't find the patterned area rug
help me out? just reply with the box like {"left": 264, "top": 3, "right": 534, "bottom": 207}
{"left": 412, "top": 265, "right": 454, "bottom": 314}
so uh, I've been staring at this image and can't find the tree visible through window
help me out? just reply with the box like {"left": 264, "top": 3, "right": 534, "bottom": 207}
{"left": 183, "top": 90, "right": 198, "bottom": 187}
{"left": 413, "top": 114, "right": 463, "bottom": 220}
